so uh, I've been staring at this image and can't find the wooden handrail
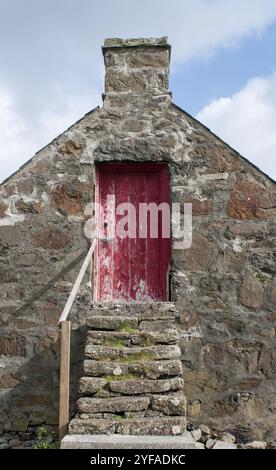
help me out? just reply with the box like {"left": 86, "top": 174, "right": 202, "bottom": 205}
{"left": 58, "top": 238, "right": 97, "bottom": 323}
{"left": 59, "top": 320, "right": 71, "bottom": 441}
{"left": 58, "top": 239, "right": 96, "bottom": 441}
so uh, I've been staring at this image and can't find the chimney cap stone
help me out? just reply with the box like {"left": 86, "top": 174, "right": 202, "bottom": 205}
{"left": 103, "top": 37, "right": 169, "bottom": 50}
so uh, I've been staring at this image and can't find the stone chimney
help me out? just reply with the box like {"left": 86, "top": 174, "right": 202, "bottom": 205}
{"left": 102, "top": 37, "right": 171, "bottom": 98}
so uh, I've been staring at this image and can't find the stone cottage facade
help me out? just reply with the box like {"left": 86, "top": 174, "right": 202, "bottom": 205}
{"left": 0, "top": 37, "right": 276, "bottom": 445}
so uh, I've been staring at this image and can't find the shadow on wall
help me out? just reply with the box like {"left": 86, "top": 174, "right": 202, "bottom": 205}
{"left": 0, "top": 325, "right": 86, "bottom": 435}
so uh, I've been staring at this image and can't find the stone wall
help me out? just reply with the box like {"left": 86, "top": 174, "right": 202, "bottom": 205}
{"left": 0, "top": 37, "right": 275, "bottom": 444}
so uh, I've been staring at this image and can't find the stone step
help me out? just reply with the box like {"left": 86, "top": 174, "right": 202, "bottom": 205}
{"left": 87, "top": 330, "right": 141, "bottom": 346}
{"left": 107, "top": 377, "right": 183, "bottom": 395}
{"left": 79, "top": 377, "right": 107, "bottom": 395}
{"left": 87, "top": 316, "right": 138, "bottom": 331}
{"left": 76, "top": 393, "right": 186, "bottom": 417}
{"left": 117, "top": 417, "right": 186, "bottom": 436}
{"left": 83, "top": 359, "right": 129, "bottom": 377}
{"left": 86, "top": 303, "right": 178, "bottom": 322}
{"left": 77, "top": 396, "right": 150, "bottom": 414}
{"left": 128, "top": 359, "right": 183, "bottom": 379}
{"left": 83, "top": 359, "right": 183, "bottom": 379}
{"left": 69, "top": 418, "right": 116, "bottom": 435}
{"left": 139, "top": 320, "right": 176, "bottom": 331}
{"left": 151, "top": 394, "right": 186, "bottom": 416}
{"left": 78, "top": 376, "right": 183, "bottom": 398}
{"left": 90, "top": 302, "right": 177, "bottom": 314}
{"left": 61, "top": 433, "right": 197, "bottom": 449}
{"left": 85, "top": 344, "right": 181, "bottom": 361}
{"left": 87, "top": 312, "right": 177, "bottom": 322}
{"left": 69, "top": 417, "right": 186, "bottom": 436}
{"left": 86, "top": 329, "right": 178, "bottom": 346}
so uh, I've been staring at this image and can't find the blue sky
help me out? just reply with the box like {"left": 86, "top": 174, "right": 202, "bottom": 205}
{"left": 0, "top": 0, "right": 276, "bottom": 181}
{"left": 172, "top": 22, "right": 276, "bottom": 115}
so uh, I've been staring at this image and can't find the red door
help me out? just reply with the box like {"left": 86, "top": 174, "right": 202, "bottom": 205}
{"left": 95, "top": 163, "right": 170, "bottom": 302}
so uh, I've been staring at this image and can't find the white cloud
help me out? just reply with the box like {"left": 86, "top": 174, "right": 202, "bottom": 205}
{"left": 197, "top": 72, "right": 276, "bottom": 180}
{"left": 0, "top": 86, "right": 100, "bottom": 182}
{"left": 135, "top": 0, "right": 276, "bottom": 63}
{"left": 0, "top": 88, "right": 39, "bottom": 182}
{"left": 39, "top": 88, "right": 100, "bottom": 142}
{"left": 77, "top": 0, "right": 276, "bottom": 63}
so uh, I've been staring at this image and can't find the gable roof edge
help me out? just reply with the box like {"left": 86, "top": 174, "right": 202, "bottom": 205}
{"left": 0, "top": 106, "right": 100, "bottom": 187}
{"left": 172, "top": 102, "right": 276, "bottom": 185}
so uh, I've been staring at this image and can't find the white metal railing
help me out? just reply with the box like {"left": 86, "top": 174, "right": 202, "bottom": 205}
{"left": 58, "top": 239, "right": 97, "bottom": 441}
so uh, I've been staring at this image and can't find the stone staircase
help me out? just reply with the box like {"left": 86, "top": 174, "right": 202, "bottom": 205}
{"left": 61, "top": 302, "right": 196, "bottom": 448}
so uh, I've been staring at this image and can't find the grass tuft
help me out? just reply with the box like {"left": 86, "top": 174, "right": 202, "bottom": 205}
{"left": 103, "top": 338, "right": 125, "bottom": 348}
{"left": 120, "top": 351, "right": 154, "bottom": 363}
{"left": 118, "top": 321, "right": 138, "bottom": 334}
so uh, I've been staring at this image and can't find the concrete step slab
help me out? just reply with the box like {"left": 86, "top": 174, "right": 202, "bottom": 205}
{"left": 61, "top": 432, "right": 197, "bottom": 449}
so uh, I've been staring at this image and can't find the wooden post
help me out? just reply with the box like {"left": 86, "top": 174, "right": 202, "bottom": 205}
{"left": 59, "top": 320, "right": 71, "bottom": 441}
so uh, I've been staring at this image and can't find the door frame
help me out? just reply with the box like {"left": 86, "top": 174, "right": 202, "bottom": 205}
{"left": 93, "top": 162, "right": 171, "bottom": 302}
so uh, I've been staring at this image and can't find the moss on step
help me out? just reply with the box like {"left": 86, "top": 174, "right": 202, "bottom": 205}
{"left": 120, "top": 351, "right": 154, "bottom": 363}
{"left": 143, "top": 336, "right": 154, "bottom": 347}
{"left": 118, "top": 321, "right": 138, "bottom": 333}
{"left": 112, "top": 414, "right": 125, "bottom": 421}
{"left": 103, "top": 338, "right": 125, "bottom": 348}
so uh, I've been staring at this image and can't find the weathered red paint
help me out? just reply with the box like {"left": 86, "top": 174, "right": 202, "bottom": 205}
{"left": 95, "top": 163, "right": 171, "bottom": 302}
